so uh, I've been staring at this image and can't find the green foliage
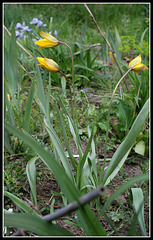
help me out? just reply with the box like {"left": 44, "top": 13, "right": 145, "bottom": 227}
{"left": 4, "top": 3, "right": 149, "bottom": 237}
{"left": 119, "top": 35, "right": 149, "bottom": 57}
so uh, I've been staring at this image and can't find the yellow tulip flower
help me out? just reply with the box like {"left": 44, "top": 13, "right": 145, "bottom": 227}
{"left": 35, "top": 31, "right": 59, "bottom": 49}
{"left": 129, "top": 54, "right": 148, "bottom": 73}
{"left": 109, "top": 51, "right": 117, "bottom": 65}
{"left": 36, "top": 57, "right": 60, "bottom": 72}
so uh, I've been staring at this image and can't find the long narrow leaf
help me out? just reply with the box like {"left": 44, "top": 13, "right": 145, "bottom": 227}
{"left": 55, "top": 104, "right": 78, "bottom": 171}
{"left": 102, "top": 174, "right": 149, "bottom": 213}
{"left": 44, "top": 117, "right": 75, "bottom": 183}
{"left": 26, "top": 156, "right": 39, "bottom": 206}
{"left": 4, "top": 30, "right": 18, "bottom": 97}
{"left": 4, "top": 213, "right": 73, "bottom": 236}
{"left": 4, "top": 191, "right": 40, "bottom": 217}
{"left": 131, "top": 188, "right": 147, "bottom": 236}
{"left": 74, "top": 64, "right": 94, "bottom": 72}
{"left": 57, "top": 96, "right": 83, "bottom": 158}
{"left": 103, "top": 98, "right": 149, "bottom": 185}
{"left": 76, "top": 128, "right": 94, "bottom": 188}
{"left": 104, "top": 147, "right": 132, "bottom": 186}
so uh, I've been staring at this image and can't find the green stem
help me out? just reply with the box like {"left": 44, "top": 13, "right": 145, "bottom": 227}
{"left": 60, "top": 41, "right": 76, "bottom": 121}
{"left": 99, "top": 67, "right": 132, "bottom": 183}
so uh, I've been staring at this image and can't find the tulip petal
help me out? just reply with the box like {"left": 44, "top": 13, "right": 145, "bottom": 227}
{"left": 131, "top": 63, "right": 149, "bottom": 73}
{"left": 36, "top": 57, "right": 49, "bottom": 70}
{"left": 44, "top": 58, "right": 60, "bottom": 72}
{"left": 129, "top": 54, "right": 142, "bottom": 68}
{"left": 35, "top": 38, "right": 59, "bottom": 49}
{"left": 40, "top": 31, "right": 58, "bottom": 43}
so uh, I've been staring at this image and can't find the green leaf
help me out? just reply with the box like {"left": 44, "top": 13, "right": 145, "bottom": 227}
{"left": 140, "top": 27, "right": 149, "bottom": 42}
{"left": 103, "top": 98, "right": 149, "bottom": 185}
{"left": 55, "top": 104, "right": 78, "bottom": 171}
{"left": 4, "top": 191, "right": 40, "bottom": 217}
{"left": 74, "top": 64, "right": 94, "bottom": 72}
{"left": 104, "top": 147, "right": 132, "bottom": 186}
{"left": 116, "top": 99, "right": 133, "bottom": 131}
{"left": 4, "top": 29, "right": 18, "bottom": 96}
{"left": 102, "top": 174, "right": 149, "bottom": 213}
{"left": 58, "top": 96, "right": 83, "bottom": 158}
{"left": 134, "top": 140, "right": 145, "bottom": 156}
{"left": 4, "top": 213, "right": 73, "bottom": 236}
{"left": 76, "top": 128, "right": 94, "bottom": 188}
{"left": 26, "top": 157, "right": 39, "bottom": 206}
{"left": 131, "top": 188, "right": 147, "bottom": 236}
{"left": 115, "top": 26, "right": 122, "bottom": 47}
{"left": 44, "top": 117, "right": 75, "bottom": 184}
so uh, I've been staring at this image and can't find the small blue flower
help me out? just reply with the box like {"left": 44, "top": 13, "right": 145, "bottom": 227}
{"left": 22, "top": 26, "right": 32, "bottom": 32}
{"left": 15, "top": 30, "right": 20, "bottom": 37}
{"left": 20, "top": 32, "right": 24, "bottom": 39}
{"left": 37, "top": 20, "right": 43, "bottom": 27}
{"left": 15, "top": 23, "right": 23, "bottom": 29}
{"left": 50, "top": 17, "right": 53, "bottom": 22}
{"left": 54, "top": 30, "right": 57, "bottom": 37}
{"left": 43, "top": 24, "right": 47, "bottom": 27}
{"left": 15, "top": 30, "right": 24, "bottom": 39}
{"left": 30, "top": 18, "right": 39, "bottom": 25}
{"left": 32, "top": 38, "right": 37, "bottom": 42}
{"left": 83, "top": 88, "right": 89, "bottom": 91}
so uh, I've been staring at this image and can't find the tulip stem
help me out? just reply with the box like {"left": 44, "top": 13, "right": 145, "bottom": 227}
{"left": 60, "top": 41, "right": 76, "bottom": 121}
{"left": 99, "top": 67, "right": 132, "bottom": 183}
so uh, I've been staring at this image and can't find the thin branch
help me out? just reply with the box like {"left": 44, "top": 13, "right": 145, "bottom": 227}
{"left": 65, "top": 43, "right": 101, "bottom": 58}
{"left": 84, "top": 4, "right": 111, "bottom": 49}
{"left": 43, "top": 185, "right": 105, "bottom": 222}
{"left": 84, "top": 4, "right": 129, "bottom": 92}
